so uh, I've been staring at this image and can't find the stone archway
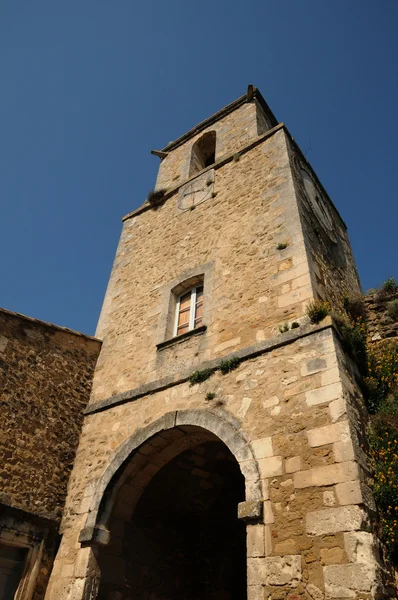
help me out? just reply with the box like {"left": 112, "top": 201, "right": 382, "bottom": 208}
{"left": 79, "top": 409, "right": 262, "bottom": 600}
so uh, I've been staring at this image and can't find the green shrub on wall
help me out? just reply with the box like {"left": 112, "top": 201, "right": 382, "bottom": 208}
{"left": 366, "top": 340, "right": 398, "bottom": 561}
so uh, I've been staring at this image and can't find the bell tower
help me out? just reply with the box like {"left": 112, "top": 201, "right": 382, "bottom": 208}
{"left": 46, "top": 87, "right": 391, "bottom": 600}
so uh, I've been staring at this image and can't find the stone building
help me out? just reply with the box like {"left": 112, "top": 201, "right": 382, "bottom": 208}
{"left": 0, "top": 309, "right": 101, "bottom": 599}
{"left": 1, "top": 86, "right": 396, "bottom": 599}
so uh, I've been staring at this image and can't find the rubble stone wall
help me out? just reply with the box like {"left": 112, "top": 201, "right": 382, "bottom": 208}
{"left": 0, "top": 309, "right": 101, "bottom": 522}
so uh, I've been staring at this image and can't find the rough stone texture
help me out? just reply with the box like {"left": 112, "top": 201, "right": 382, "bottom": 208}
{"left": 287, "top": 136, "right": 362, "bottom": 313}
{"left": 324, "top": 563, "right": 377, "bottom": 598}
{"left": 0, "top": 308, "right": 101, "bottom": 521}
{"left": 248, "top": 555, "right": 302, "bottom": 587}
{"left": 306, "top": 506, "right": 365, "bottom": 535}
{"left": 364, "top": 288, "right": 398, "bottom": 342}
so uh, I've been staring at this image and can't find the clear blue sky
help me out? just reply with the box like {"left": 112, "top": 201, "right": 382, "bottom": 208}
{"left": 1, "top": 1, "right": 397, "bottom": 335}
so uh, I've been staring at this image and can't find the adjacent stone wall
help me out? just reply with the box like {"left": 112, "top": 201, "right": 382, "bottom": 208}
{"left": 0, "top": 309, "right": 101, "bottom": 522}
{"left": 364, "top": 288, "right": 398, "bottom": 342}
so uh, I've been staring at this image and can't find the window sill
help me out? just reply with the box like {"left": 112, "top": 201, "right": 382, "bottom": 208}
{"left": 156, "top": 325, "right": 207, "bottom": 351}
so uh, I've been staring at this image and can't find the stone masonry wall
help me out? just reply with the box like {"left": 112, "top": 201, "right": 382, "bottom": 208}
{"left": 45, "top": 321, "right": 385, "bottom": 599}
{"left": 0, "top": 309, "right": 101, "bottom": 522}
{"left": 287, "top": 138, "right": 362, "bottom": 311}
{"left": 93, "top": 128, "right": 315, "bottom": 404}
{"left": 364, "top": 288, "right": 398, "bottom": 343}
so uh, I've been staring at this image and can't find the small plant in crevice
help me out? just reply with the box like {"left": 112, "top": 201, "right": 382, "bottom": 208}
{"left": 205, "top": 392, "right": 216, "bottom": 401}
{"left": 376, "top": 277, "right": 398, "bottom": 302}
{"left": 219, "top": 357, "right": 241, "bottom": 374}
{"left": 343, "top": 295, "right": 366, "bottom": 322}
{"left": 387, "top": 299, "right": 398, "bottom": 323}
{"left": 232, "top": 153, "right": 241, "bottom": 162}
{"left": 306, "top": 299, "right": 331, "bottom": 324}
{"left": 291, "top": 321, "right": 300, "bottom": 329}
{"left": 211, "top": 191, "right": 217, "bottom": 198}
{"left": 276, "top": 242, "right": 288, "bottom": 251}
{"left": 382, "top": 277, "right": 398, "bottom": 295}
{"left": 332, "top": 312, "right": 368, "bottom": 377}
{"left": 146, "top": 188, "right": 167, "bottom": 206}
{"left": 188, "top": 368, "right": 215, "bottom": 386}
{"left": 279, "top": 323, "right": 289, "bottom": 333}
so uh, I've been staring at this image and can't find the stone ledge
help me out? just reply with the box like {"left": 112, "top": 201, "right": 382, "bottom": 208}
{"left": 85, "top": 318, "right": 334, "bottom": 416}
{"left": 156, "top": 325, "right": 207, "bottom": 350}
{"left": 238, "top": 500, "right": 263, "bottom": 522}
{"left": 79, "top": 525, "right": 110, "bottom": 546}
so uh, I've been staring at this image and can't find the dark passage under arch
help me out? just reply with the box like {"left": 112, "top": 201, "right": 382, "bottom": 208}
{"left": 97, "top": 427, "right": 246, "bottom": 600}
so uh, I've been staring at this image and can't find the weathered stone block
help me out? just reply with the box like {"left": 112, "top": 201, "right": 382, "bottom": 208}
{"left": 251, "top": 437, "right": 274, "bottom": 459}
{"left": 300, "top": 357, "right": 327, "bottom": 377}
{"left": 248, "top": 555, "right": 302, "bottom": 587}
{"left": 324, "top": 563, "right": 377, "bottom": 598}
{"left": 307, "top": 421, "right": 349, "bottom": 448}
{"left": 344, "top": 531, "right": 374, "bottom": 563}
{"left": 320, "top": 546, "right": 346, "bottom": 565}
{"left": 323, "top": 490, "right": 336, "bottom": 506}
{"left": 335, "top": 481, "right": 362, "bottom": 506}
{"left": 333, "top": 440, "right": 355, "bottom": 463}
{"left": 329, "top": 397, "right": 346, "bottom": 423}
{"left": 247, "top": 525, "right": 265, "bottom": 557}
{"left": 258, "top": 456, "right": 283, "bottom": 478}
{"left": 238, "top": 500, "right": 263, "bottom": 521}
{"left": 263, "top": 501, "right": 275, "bottom": 524}
{"left": 305, "top": 383, "right": 343, "bottom": 407}
{"left": 306, "top": 506, "right": 364, "bottom": 535}
{"left": 293, "top": 461, "right": 358, "bottom": 489}
{"left": 320, "top": 367, "right": 340, "bottom": 386}
{"left": 247, "top": 585, "right": 264, "bottom": 600}
{"left": 285, "top": 456, "right": 302, "bottom": 474}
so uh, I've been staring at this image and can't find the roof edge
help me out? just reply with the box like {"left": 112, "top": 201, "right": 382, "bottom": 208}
{"left": 160, "top": 86, "right": 278, "bottom": 153}
{"left": 0, "top": 306, "right": 102, "bottom": 343}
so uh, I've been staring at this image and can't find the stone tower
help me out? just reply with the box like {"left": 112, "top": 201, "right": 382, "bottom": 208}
{"left": 45, "top": 86, "right": 389, "bottom": 600}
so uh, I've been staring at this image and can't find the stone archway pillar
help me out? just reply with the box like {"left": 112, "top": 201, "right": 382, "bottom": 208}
{"left": 44, "top": 546, "right": 100, "bottom": 600}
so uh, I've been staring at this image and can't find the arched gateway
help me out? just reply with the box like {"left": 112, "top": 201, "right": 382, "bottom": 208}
{"left": 77, "top": 410, "right": 262, "bottom": 600}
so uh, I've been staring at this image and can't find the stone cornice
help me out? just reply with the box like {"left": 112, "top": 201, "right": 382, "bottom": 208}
{"left": 84, "top": 318, "right": 334, "bottom": 416}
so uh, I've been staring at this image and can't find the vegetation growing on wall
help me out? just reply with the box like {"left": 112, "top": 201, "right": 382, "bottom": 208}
{"left": 219, "top": 357, "right": 241, "bottom": 374}
{"left": 340, "top": 279, "right": 398, "bottom": 562}
{"left": 366, "top": 341, "right": 398, "bottom": 561}
{"left": 306, "top": 299, "right": 331, "bottom": 324}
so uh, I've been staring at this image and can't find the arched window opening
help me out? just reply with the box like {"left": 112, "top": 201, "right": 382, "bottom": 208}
{"left": 189, "top": 131, "right": 216, "bottom": 176}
